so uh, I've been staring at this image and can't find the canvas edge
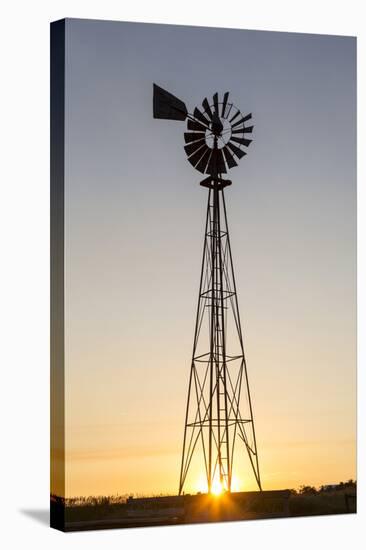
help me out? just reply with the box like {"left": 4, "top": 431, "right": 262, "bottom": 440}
{"left": 50, "top": 18, "right": 66, "bottom": 532}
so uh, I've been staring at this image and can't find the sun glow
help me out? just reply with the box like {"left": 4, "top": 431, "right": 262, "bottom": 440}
{"left": 195, "top": 474, "right": 243, "bottom": 496}
{"left": 211, "top": 478, "right": 224, "bottom": 496}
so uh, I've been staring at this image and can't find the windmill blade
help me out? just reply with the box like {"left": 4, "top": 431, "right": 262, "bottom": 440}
{"left": 231, "top": 126, "right": 253, "bottom": 135}
{"left": 223, "top": 147, "right": 238, "bottom": 169}
{"left": 187, "top": 119, "right": 207, "bottom": 132}
{"left": 195, "top": 148, "right": 212, "bottom": 174}
{"left": 231, "top": 114, "right": 252, "bottom": 129}
{"left": 213, "top": 93, "right": 219, "bottom": 115}
{"left": 225, "top": 103, "right": 233, "bottom": 120}
{"left": 229, "top": 110, "right": 241, "bottom": 124}
{"left": 227, "top": 142, "right": 247, "bottom": 159}
{"left": 231, "top": 117, "right": 246, "bottom": 129}
{"left": 222, "top": 92, "right": 229, "bottom": 117}
{"left": 202, "top": 98, "right": 213, "bottom": 120}
{"left": 194, "top": 107, "right": 211, "bottom": 127}
{"left": 184, "top": 139, "right": 206, "bottom": 156}
{"left": 205, "top": 149, "right": 217, "bottom": 175}
{"left": 187, "top": 144, "right": 208, "bottom": 167}
{"left": 231, "top": 136, "right": 252, "bottom": 147}
{"left": 184, "top": 131, "right": 205, "bottom": 144}
{"left": 215, "top": 149, "right": 227, "bottom": 174}
{"left": 153, "top": 83, "right": 187, "bottom": 120}
{"left": 205, "top": 148, "right": 227, "bottom": 175}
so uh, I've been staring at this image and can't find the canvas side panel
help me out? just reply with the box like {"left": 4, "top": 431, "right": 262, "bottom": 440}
{"left": 50, "top": 18, "right": 66, "bottom": 531}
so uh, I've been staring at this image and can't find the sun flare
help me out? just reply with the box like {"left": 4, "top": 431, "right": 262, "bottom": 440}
{"left": 211, "top": 479, "right": 224, "bottom": 496}
{"left": 195, "top": 474, "right": 243, "bottom": 496}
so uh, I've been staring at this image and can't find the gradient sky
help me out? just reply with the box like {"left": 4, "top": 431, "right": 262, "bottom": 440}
{"left": 63, "top": 18, "right": 356, "bottom": 497}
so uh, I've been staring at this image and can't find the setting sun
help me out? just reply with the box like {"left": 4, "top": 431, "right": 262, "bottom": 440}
{"left": 195, "top": 474, "right": 244, "bottom": 496}
{"left": 211, "top": 478, "right": 225, "bottom": 496}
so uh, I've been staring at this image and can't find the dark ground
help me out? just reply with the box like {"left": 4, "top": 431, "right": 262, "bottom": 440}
{"left": 51, "top": 487, "right": 356, "bottom": 532}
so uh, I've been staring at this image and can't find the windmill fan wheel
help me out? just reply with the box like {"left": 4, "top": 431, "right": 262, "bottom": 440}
{"left": 184, "top": 92, "right": 253, "bottom": 176}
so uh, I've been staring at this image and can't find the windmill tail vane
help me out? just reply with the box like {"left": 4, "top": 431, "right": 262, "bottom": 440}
{"left": 153, "top": 84, "right": 261, "bottom": 495}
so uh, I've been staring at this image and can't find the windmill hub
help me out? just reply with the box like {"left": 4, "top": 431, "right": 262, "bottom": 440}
{"left": 211, "top": 111, "right": 224, "bottom": 136}
{"left": 206, "top": 117, "right": 231, "bottom": 150}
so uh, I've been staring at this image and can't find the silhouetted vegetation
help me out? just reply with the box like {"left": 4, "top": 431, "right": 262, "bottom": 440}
{"left": 285, "top": 480, "right": 357, "bottom": 517}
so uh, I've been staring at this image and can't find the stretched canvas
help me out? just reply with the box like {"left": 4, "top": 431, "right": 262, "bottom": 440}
{"left": 51, "top": 18, "right": 357, "bottom": 531}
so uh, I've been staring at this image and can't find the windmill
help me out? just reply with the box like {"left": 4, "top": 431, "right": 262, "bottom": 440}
{"left": 153, "top": 84, "right": 261, "bottom": 495}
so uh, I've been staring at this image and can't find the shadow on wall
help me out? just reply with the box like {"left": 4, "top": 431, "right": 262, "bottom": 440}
{"left": 19, "top": 509, "right": 49, "bottom": 527}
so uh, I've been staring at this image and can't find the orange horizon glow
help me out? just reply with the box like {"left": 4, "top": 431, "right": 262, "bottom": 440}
{"left": 61, "top": 423, "right": 356, "bottom": 498}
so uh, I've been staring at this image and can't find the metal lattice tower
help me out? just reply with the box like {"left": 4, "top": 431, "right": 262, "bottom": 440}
{"left": 153, "top": 84, "right": 262, "bottom": 495}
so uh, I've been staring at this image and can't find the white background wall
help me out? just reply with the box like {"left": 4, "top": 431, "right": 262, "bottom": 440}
{"left": 0, "top": 1, "right": 364, "bottom": 548}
